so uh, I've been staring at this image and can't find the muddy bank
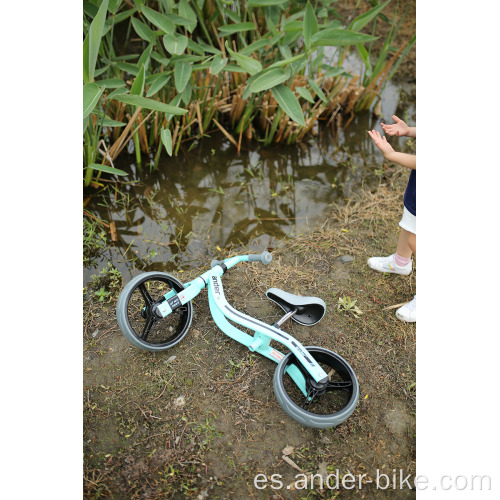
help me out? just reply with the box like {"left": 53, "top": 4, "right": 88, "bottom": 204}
{"left": 84, "top": 168, "right": 416, "bottom": 499}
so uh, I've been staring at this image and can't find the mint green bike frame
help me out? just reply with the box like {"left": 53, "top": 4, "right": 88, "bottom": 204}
{"left": 154, "top": 255, "right": 329, "bottom": 396}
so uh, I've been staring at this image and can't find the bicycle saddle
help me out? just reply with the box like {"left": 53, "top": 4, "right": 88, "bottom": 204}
{"left": 266, "top": 288, "right": 326, "bottom": 326}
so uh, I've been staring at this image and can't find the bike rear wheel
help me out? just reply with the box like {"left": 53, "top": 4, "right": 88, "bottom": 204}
{"left": 273, "top": 346, "right": 359, "bottom": 429}
{"left": 116, "top": 272, "right": 193, "bottom": 352}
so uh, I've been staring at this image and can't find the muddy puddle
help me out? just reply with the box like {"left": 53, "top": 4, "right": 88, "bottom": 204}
{"left": 84, "top": 75, "right": 415, "bottom": 285}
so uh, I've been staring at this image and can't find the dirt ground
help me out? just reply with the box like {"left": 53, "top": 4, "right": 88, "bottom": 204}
{"left": 84, "top": 165, "right": 416, "bottom": 498}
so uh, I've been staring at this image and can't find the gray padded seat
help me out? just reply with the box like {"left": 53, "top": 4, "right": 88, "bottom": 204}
{"left": 266, "top": 288, "right": 326, "bottom": 326}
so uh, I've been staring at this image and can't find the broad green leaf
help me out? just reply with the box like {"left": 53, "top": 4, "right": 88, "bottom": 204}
{"left": 223, "top": 7, "right": 240, "bottom": 23}
{"left": 130, "top": 64, "right": 145, "bottom": 96}
{"left": 114, "top": 62, "right": 140, "bottom": 75}
{"left": 165, "top": 13, "right": 197, "bottom": 30}
{"left": 109, "top": 53, "right": 139, "bottom": 61}
{"left": 83, "top": 35, "right": 90, "bottom": 84}
{"left": 92, "top": 110, "right": 126, "bottom": 127}
{"left": 210, "top": 54, "right": 227, "bottom": 75}
{"left": 249, "top": 68, "right": 288, "bottom": 93}
{"left": 179, "top": 0, "right": 197, "bottom": 33}
{"left": 137, "top": 43, "right": 153, "bottom": 72}
{"left": 218, "top": 22, "right": 256, "bottom": 35}
{"left": 317, "top": 7, "right": 328, "bottom": 18}
{"left": 308, "top": 79, "right": 327, "bottom": 103}
{"left": 179, "top": 0, "right": 197, "bottom": 20}
{"left": 223, "top": 64, "right": 248, "bottom": 74}
{"left": 349, "top": 0, "right": 391, "bottom": 33}
{"left": 83, "top": 83, "right": 104, "bottom": 119}
{"left": 170, "top": 54, "right": 205, "bottom": 63}
{"left": 146, "top": 74, "right": 171, "bottom": 97}
{"left": 197, "top": 39, "right": 222, "bottom": 55}
{"left": 161, "top": 128, "right": 173, "bottom": 156}
{"left": 131, "top": 17, "right": 155, "bottom": 42}
{"left": 163, "top": 34, "right": 188, "bottom": 55}
{"left": 268, "top": 53, "right": 305, "bottom": 69}
{"left": 283, "top": 20, "right": 303, "bottom": 33}
{"left": 83, "top": 1, "right": 98, "bottom": 19}
{"left": 283, "top": 31, "right": 302, "bottom": 46}
{"left": 303, "top": 1, "right": 318, "bottom": 49}
{"left": 321, "top": 64, "right": 352, "bottom": 78}
{"left": 112, "top": 7, "right": 137, "bottom": 24}
{"left": 186, "top": 38, "right": 206, "bottom": 56}
{"left": 88, "top": 163, "right": 128, "bottom": 176}
{"left": 174, "top": 60, "right": 192, "bottom": 93}
{"left": 371, "top": 24, "right": 394, "bottom": 79}
{"left": 247, "top": 0, "right": 287, "bottom": 5}
{"left": 95, "top": 78, "right": 126, "bottom": 89}
{"left": 239, "top": 36, "right": 280, "bottom": 56}
{"left": 278, "top": 45, "right": 292, "bottom": 59}
{"left": 296, "top": 86, "right": 315, "bottom": 103}
{"left": 87, "top": 0, "right": 109, "bottom": 83}
{"left": 113, "top": 94, "right": 188, "bottom": 115}
{"left": 146, "top": 71, "right": 171, "bottom": 84}
{"left": 225, "top": 41, "right": 262, "bottom": 75}
{"left": 94, "top": 65, "right": 109, "bottom": 77}
{"left": 107, "top": 87, "right": 129, "bottom": 99}
{"left": 311, "top": 29, "right": 378, "bottom": 47}
{"left": 242, "top": 84, "right": 252, "bottom": 101}
{"left": 151, "top": 51, "right": 170, "bottom": 66}
{"left": 108, "top": 0, "right": 123, "bottom": 14}
{"left": 266, "top": 5, "right": 281, "bottom": 25}
{"left": 141, "top": 6, "right": 175, "bottom": 34}
{"left": 181, "top": 81, "right": 192, "bottom": 105}
{"left": 165, "top": 95, "right": 183, "bottom": 121}
{"left": 270, "top": 85, "right": 305, "bottom": 127}
{"left": 192, "top": 62, "right": 211, "bottom": 71}
{"left": 356, "top": 44, "right": 372, "bottom": 73}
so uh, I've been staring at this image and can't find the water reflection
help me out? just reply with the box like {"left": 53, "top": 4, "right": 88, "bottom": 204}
{"left": 85, "top": 83, "right": 415, "bottom": 284}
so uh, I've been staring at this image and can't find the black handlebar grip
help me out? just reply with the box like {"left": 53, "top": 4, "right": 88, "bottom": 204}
{"left": 248, "top": 251, "right": 272, "bottom": 265}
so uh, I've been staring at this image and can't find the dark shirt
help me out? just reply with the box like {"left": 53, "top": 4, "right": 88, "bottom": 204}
{"left": 404, "top": 170, "right": 416, "bottom": 216}
{"left": 404, "top": 170, "right": 417, "bottom": 217}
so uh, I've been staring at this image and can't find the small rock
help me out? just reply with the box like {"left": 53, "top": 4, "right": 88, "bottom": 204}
{"left": 317, "top": 461, "right": 329, "bottom": 480}
{"left": 92, "top": 329, "right": 99, "bottom": 338}
{"left": 339, "top": 255, "right": 354, "bottom": 264}
{"left": 282, "top": 446, "right": 294, "bottom": 456}
{"left": 165, "top": 355, "right": 177, "bottom": 364}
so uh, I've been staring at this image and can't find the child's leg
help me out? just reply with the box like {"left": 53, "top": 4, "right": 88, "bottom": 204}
{"left": 396, "top": 228, "right": 416, "bottom": 259}
{"left": 367, "top": 228, "right": 414, "bottom": 275}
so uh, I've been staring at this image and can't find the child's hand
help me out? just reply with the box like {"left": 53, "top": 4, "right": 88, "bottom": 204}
{"left": 381, "top": 115, "right": 410, "bottom": 137}
{"left": 368, "top": 130, "right": 395, "bottom": 155}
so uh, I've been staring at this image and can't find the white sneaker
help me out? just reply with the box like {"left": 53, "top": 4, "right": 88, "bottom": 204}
{"left": 396, "top": 296, "right": 416, "bottom": 322}
{"left": 367, "top": 254, "right": 412, "bottom": 275}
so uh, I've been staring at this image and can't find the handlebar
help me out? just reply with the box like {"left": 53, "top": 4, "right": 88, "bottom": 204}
{"left": 249, "top": 251, "right": 272, "bottom": 265}
{"left": 211, "top": 251, "right": 272, "bottom": 269}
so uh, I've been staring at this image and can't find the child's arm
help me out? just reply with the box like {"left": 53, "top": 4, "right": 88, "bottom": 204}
{"left": 381, "top": 115, "right": 416, "bottom": 138}
{"left": 368, "top": 130, "right": 416, "bottom": 170}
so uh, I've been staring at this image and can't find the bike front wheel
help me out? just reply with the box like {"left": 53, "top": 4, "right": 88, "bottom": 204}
{"left": 273, "top": 346, "right": 359, "bottom": 429}
{"left": 116, "top": 272, "right": 193, "bottom": 352}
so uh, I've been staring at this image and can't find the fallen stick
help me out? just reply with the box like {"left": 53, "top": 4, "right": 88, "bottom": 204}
{"left": 383, "top": 302, "right": 409, "bottom": 311}
{"left": 282, "top": 455, "right": 305, "bottom": 473}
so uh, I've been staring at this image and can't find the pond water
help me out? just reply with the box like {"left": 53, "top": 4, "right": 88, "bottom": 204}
{"left": 84, "top": 77, "right": 415, "bottom": 285}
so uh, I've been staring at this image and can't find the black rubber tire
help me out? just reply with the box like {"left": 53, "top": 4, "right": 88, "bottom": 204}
{"left": 116, "top": 272, "right": 193, "bottom": 352}
{"left": 273, "top": 346, "right": 359, "bottom": 429}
